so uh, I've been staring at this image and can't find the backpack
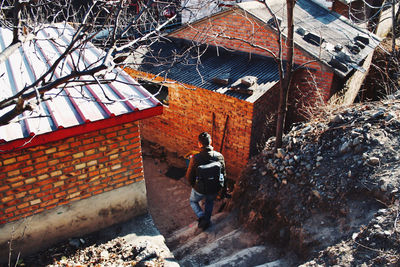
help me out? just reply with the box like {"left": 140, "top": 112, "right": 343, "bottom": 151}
{"left": 195, "top": 153, "right": 224, "bottom": 195}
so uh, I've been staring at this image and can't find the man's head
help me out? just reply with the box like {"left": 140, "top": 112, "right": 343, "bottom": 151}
{"left": 198, "top": 132, "right": 211, "bottom": 147}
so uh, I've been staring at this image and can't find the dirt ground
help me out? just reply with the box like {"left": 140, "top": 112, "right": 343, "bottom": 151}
{"left": 142, "top": 143, "right": 196, "bottom": 236}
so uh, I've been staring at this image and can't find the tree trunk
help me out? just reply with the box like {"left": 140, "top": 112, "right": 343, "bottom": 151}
{"left": 392, "top": 0, "right": 396, "bottom": 56}
{"left": 12, "top": 0, "right": 22, "bottom": 44}
{"left": 275, "top": 0, "right": 295, "bottom": 150}
{"left": 392, "top": 0, "right": 399, "bottom": 58}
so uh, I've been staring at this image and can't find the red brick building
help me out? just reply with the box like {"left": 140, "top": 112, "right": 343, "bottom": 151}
{"left": 128, "top": 0, "right": 380, "bottom": 180}
{"left": 0, "top": 25, "right": 162, "bottom": 261}
{"left": 126, "top": 52, "right": 281, "bottom": 180}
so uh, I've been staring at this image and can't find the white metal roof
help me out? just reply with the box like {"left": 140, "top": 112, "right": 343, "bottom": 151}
{"left": 0, "top": 23, "right": 161, "bottom": 149}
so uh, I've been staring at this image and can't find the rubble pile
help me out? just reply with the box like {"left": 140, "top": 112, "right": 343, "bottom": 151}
{"left": 232, "top": 99, "right": 400, "bottom": 265}
{"left": 25, "top": 237, "right": 168, "bottom": 266}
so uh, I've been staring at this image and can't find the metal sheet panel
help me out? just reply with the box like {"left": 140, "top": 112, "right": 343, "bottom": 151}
{"left": 139, "top": 41, "right": 280, "bottom": 102}
{"left": 0, "top": 24, "right": 161, "bottom": 145}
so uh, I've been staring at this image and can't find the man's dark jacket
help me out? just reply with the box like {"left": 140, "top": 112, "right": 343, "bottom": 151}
{"left": 186, "top": 145, "right": 226, "bottom": 194}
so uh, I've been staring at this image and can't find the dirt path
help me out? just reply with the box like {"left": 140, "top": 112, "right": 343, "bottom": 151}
{"left": 142, "top": 142, "right": 224, "bottom": 237}
{"left": 142, "top": 142, "right": 197, "bottom": 237}
{"left": 143, "top": 157, "right": 195, "bottom": 236}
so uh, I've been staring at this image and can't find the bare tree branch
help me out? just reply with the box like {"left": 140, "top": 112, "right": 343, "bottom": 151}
{"left": 0, "top": 0, "right": 182, "bottom": 126}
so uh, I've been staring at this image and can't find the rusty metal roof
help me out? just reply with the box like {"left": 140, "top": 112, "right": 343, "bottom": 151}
{"left": 0, "top": 24, "right": 162, "bottom": 152}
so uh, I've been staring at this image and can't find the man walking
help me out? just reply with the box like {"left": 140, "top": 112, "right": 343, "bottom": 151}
{"left": 186, "top": 132, "right": 226, "bottom": 230}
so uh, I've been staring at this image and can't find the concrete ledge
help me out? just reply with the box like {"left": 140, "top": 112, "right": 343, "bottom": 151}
{"left": 0, "top": 180, "right": 147, "bottom": 263}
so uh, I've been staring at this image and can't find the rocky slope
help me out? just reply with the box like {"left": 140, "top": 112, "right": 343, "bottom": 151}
{"left": 232, "top": 96, "right": 400, "bottom": 266}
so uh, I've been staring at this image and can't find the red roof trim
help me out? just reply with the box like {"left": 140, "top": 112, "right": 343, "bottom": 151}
{"left": 0, "top": 105, "right": 162, "bottom": 153}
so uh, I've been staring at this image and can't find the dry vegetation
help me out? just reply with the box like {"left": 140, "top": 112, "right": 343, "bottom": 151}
{"left": 360, "top": 33, "right": 400, "bottom": 101}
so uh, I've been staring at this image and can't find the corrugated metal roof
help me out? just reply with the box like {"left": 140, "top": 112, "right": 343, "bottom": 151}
{"left": 0, "top": 24, "right": 161, "bottom": 150}
{"left": 138, "top": 40, "right": 280, "bottom": 102}
{"left": 237, "top": 0, "right": 381, "bottom": 77}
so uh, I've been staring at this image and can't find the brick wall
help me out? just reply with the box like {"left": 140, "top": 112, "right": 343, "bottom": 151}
{"left": 126, "top": 68, "right": 254, "bottom": 180}
{"left": 293, "top": 67, "right": 335, "bottom": 101}
{"left": 0, "top": 122, "right": 144, "bottom": 224}
{"left": 332, "top": 0, "right": 350, "bottom": 18}
{"left": 169, "top": 9, "right": 335, "bottom": 99}
{"left": 287, "top": 68, "right": 335, "bottom": 121}
{"left": 332, "top": 0, "right": 374, "bottom": 22}
{"left": 250, "top": 84, "right": 281, "bottom": 156}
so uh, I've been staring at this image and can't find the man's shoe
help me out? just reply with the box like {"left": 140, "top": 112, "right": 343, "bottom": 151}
{"left": 199, "top": 218, "right": 210, "bottom": 230}
{"left": 197, "top": 217, "right": 205, "bottom": 228}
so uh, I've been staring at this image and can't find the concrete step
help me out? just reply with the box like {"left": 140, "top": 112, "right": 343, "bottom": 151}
{"left": 205, "top": 246, "right": 277, "bottom": 267}
{"left": 178, "top": 231, "right": 266, "bottom": 266}
{"left": 206, "top": 248, "right": 299, "bottom": 267}
{"left": 254, "top": 259, "right": 293, "bottom": 267}
{"left": 166, "top": 212, "right": 232, "bottom": 252}
{"left": 178, "top": 228, "right": 283, "bottom": 267}
{"left": 166, "top": 211, "right": 295, "bottom": 267}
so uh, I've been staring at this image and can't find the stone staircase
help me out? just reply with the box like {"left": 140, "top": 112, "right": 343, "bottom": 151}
{"left": 165, "top": 212, "right": 297, "bottom": 267}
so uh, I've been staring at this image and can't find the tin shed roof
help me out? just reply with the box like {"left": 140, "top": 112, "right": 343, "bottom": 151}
{"left": 0, "top": 24, "right": 162, "bottom": 152}
{"left": 237, "top": 0, "right": 381, "bottom": 77}
{"left": 136, "top": 39, "right": 281, "bottom": 102}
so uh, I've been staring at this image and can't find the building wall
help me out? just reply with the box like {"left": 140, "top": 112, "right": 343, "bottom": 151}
{"left": 375, "top": 0, "right": 398, "bottom": 38}
{"left": 332, "top": 0, "right": 351, "bottom": 18}
{"left": 125, "top": 68, "right": 254, "bottom": 180}
{"left": 290, "top": 67, "right": 335, "bottom": 118}
{"left": 169, "top": 9, "right": 335, "bottom": 100}
{"left": 332, "top": 0, "right": 384, "bottom": 26}
{"left": 0, "top": 121, "right": 147, "bottom": 261}
{"left": 250, "top": 84, "right": 281, "bottom": 156}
